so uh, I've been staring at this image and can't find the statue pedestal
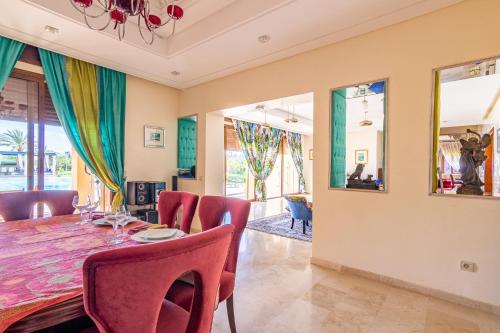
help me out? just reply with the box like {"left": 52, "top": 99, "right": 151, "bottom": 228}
{"left": 457, "top": 184, "right": 483, "bottom": 196}
{"left": 346, "top": 179, "right": 378, "bottom": 190}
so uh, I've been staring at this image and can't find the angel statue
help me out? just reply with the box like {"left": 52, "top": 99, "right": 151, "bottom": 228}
{"left": 456, "top": 129, "right": 491, "bottom": 195}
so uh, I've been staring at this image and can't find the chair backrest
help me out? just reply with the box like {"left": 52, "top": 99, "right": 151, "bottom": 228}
{"left": 199, "top": 196, "right": 250, "bottom": 273}
{"left": 0, "top": 191, "right": 38, "bottom": 221}
{"left": 0, "top": 190, "right": 77, "bottom": 221}
{"left": 39, "top": 190, "right": 78, "bottom": 216}
{"left": 158, "top": 191, "right": 199, "bottom": 233}
{"left": 83, "top": 224, "right": 234, "bottom": 333}
{"left": 285, "top": 196, "right": 312, "bottom": 221}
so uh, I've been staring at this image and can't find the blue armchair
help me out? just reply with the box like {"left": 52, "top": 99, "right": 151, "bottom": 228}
{"left": 284, "top": 196, "right": 312, "bottom": 234}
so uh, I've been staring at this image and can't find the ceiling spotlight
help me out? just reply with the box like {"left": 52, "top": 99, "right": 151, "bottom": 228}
{"left": 171, "top": 71, "right": 180, "bottom": 76}
{"left": 44, "top": 25, "right": 60, "bottom": 34}
{"left": 258, "top": 34, "right": 271, "bottom": 44}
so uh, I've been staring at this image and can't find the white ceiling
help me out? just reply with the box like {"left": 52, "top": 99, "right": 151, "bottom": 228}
{"left": 0, "top": 0, "right": 462, "bottom": 89}
{"left": 222, "top": 92, "right": 313, "bottom": 135}
{"left": 440, "top": 73, "right": 500, "bottom": 128}
{"left": 346, "top": 93, "right": 385, "bottom": 133}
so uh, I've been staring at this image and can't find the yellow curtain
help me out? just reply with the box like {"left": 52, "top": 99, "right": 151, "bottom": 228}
{"left": 432, "top": 71, "right": 441, "bottom": 193}
{"left": 66, "top": 58, "right": 123, "bottom": 208}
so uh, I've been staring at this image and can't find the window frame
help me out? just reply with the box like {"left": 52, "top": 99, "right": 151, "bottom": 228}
{"left": 328, "top": 77, "right": 390, "bottom": 193}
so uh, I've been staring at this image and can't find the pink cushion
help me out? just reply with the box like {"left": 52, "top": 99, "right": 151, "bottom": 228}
{"left": 168, "top": 271, "right": 236, "bottom": 311}
{"left": 156, "top": 300, "right": 189, "bottom": 333}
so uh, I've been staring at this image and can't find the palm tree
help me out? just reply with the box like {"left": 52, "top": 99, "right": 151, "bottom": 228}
{"left": 0, "top": 129, "right": 27, "bottom": 169}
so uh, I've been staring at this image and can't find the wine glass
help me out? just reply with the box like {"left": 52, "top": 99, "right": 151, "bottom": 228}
{"left": 118, "top": 208, "right": 131, "bottom": 238}
{"left": 86, "top": 201, "right": 98, "bottom": 222}
{"left": 72, "top": 195, "right": 90, "bottom": 225}
{"left": 108, "top": 206, "right": 126, "bottom": 245}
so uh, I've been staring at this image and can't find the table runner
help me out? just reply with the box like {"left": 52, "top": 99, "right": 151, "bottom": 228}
{"left": 0, "top": 215, "right": 145, "bottom": 332}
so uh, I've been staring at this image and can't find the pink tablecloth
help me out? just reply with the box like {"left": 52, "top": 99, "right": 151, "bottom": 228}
{"left": 0, "top": 215, "right": 145, "bottom": 332}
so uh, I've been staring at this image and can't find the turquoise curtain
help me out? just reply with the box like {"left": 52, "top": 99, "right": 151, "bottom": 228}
{"left": 0, "top": 36, "right": 26, "bottom": 90}
{"left": 285, "top": 131, "right": 306, "bottom": 192}
{"left": 38, "top": 49, "right": 96, "bottom": 174}
{"left": 39, "top": 48, "right": 126, "bottom": 207}
{"left": 233, "top": 120, "right": 283, "bottom": 201}
{"left": 330, "top": 89, "right": 346, "bottom": 188}
{"left": 97, "top": 66, "right": 126, "bottom": 204}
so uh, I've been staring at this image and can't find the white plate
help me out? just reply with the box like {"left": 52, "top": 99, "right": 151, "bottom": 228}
{"left": 136, "top": 228, "right": 177, "bottom": 240}
{"left": 131, "top": 229, "right": 185, "bottom": 243}
{"left": 93, "top": 216, "right": 137, "bottom": 226}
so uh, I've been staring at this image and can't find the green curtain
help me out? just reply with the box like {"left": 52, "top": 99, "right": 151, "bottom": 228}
{"left": 233, "top": 120, "right": 283, "bottom": 201}
{"left": 97, "top": 66, "right": 126, "bottom": 204}
{"left": 285, "top": 131, "right": 306, "bottom": 192}
{"left": 39, "top": 48, "right": 126, "bottom": 208}
{"left": 330, "top": 88, "right": 346, "bottom": 188}
{"left": 432, "top": 71, "right": 441, "bottom": 193}
{"left": 0, "top": 36, "right": 26, "bottom": 90}
{"left": 38, "top": 50, "right": 95, "bottom": 173}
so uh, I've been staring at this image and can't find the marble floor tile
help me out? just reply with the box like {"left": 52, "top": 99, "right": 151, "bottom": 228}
{"left": 210, "top": 229, "right": 500, "bottom": 333}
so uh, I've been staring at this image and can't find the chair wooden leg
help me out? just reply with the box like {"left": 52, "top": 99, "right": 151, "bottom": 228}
{"left": 226, "top": 295, "right": 237, "bottom": 333}
{"left": 302, "top": 220, "right": 306, "bottom": 234}
{"left": 291, "top": 218, "right": 295, "bottom": 229}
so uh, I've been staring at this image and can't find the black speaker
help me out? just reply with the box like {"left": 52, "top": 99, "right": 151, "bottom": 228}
{"left": 127, "top": 181, "right": 151, "bottom": 205}
{"left": 149, "top": 181, "right": 166, "bottom": 203}
{"left": 134, "top": 209, "right": 159, "bottom": 224}
{"left": 172, "top": 176, "right": 178, "bottom": 191}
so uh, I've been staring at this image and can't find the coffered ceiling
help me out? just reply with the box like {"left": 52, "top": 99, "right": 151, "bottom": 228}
{"left": 0, "top": 0, "right": 462, "bottom": 89}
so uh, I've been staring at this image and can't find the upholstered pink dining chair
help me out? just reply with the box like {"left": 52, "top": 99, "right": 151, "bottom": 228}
{"left": 0, "top": 191, "right": 38, "bottom": 222}
{"left": 39, "top": 190, "right": 78, "bottom": 217}
{"left": 83, "top": 224, "right": 234, "bottom": 333}
{"left": 158, "top": 191, "right": 199, "bottom": 233}
{"left": 167, "top": 196, "right": 250, "bottom": 333}
{"left": 0, "top": 190, "right": 77, "bottom": 221}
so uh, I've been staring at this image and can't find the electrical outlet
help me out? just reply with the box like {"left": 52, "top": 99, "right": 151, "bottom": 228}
{"left": 460, "top": 261, "right": 477, "bottom": 273}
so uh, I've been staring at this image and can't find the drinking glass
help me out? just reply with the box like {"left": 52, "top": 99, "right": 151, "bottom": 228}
{"left": 108, "top": 206, "right": 126, "bottom": 245}
{"left": 86, "top": 202, "right": 98, "bottom": 222}
{"left": 72, "top": 195, "right": 91, "bottom": 225}
{"left": 118, "top": 209, "right": 132, "bottom": 238}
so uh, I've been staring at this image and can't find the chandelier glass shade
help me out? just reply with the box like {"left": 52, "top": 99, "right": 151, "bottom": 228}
{"left": 70, "top": 0, "right": 184, "bottom": 44}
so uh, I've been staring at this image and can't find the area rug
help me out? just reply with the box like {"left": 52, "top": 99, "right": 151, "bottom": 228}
{"left": 246, "top": 213, "right": 312, "bottom": 242}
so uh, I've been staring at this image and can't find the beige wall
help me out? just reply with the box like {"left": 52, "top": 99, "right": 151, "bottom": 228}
{"left": 178, "top": 0, "right": 500, "bottom": 306}
{"left": 345, "top": 130, "right": 380, "bottom": 179}
{"left": 125, "top": 75, "right": 179, "bottom": 189}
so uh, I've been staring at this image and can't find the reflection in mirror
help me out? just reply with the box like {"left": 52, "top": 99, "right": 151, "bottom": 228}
{"left": 432, "top": 56, "right": 499, "bottom": 197}
{"left": 177, "top": 115, "right": 197, "bottom": 179}
{"left": 330, "top": 80, "right": 387, "bottom": 191}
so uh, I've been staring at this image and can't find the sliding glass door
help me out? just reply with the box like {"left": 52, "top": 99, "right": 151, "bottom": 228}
{"left": 0, "top": 69, "right": 73, "bottom": 191}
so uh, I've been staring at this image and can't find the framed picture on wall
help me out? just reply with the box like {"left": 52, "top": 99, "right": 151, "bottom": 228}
{"left": 355, "top": 149, "right": 368, "bottom": 164}
{"left": 144, "top": 125, "right": 165, "bottom": 148}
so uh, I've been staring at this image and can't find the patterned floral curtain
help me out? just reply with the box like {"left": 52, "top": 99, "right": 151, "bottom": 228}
{"left": 233, "top": 119, "right": 283, "bottom": 201}
{"left": 286, "top": 131, "right": 306, "bottom": 192}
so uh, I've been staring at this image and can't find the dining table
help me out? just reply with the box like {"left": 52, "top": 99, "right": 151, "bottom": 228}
{"left": 0, "top": 214, "right": 152, "bottom": 333}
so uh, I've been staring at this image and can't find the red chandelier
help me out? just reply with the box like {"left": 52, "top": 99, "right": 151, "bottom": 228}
{"left": 70, "top": 0, "right": 184, "bottom": 44}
